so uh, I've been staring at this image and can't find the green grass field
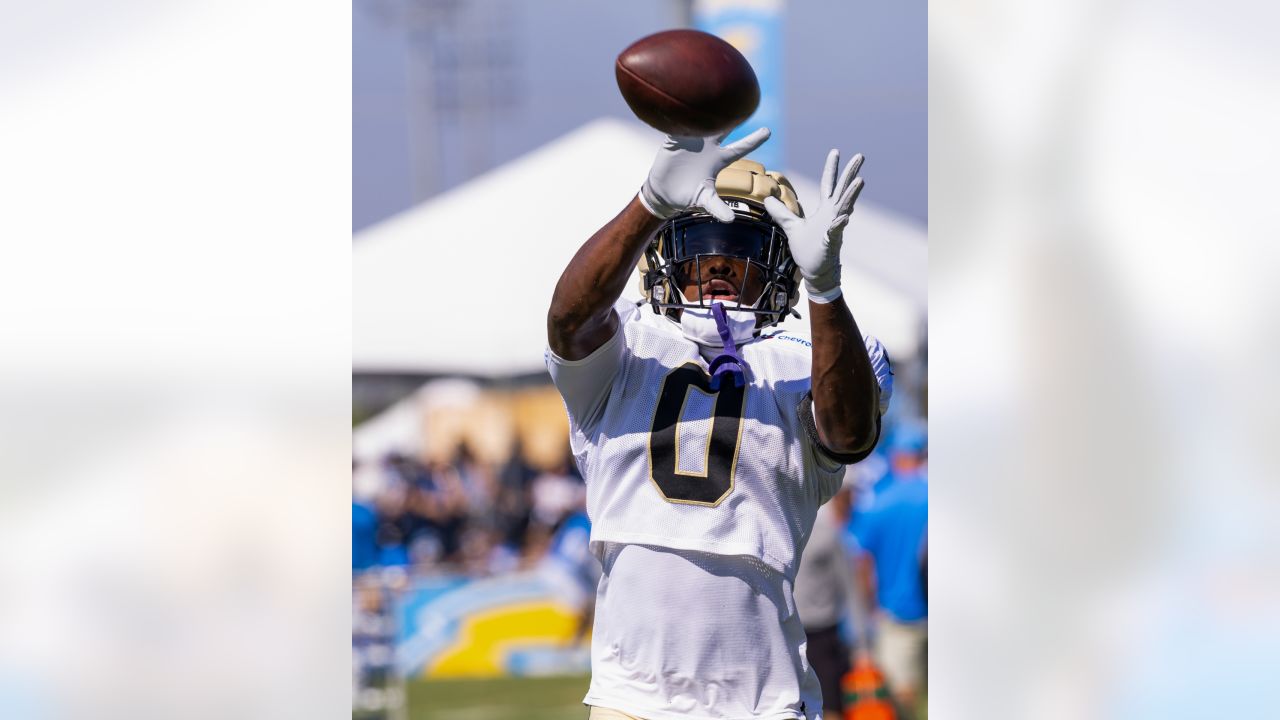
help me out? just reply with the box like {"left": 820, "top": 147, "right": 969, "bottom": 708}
{"left": 400, "top": 675, "right": 925, "bottom": 719}
{"left": 406, "top": 675, "right": 591, "bottom": 720}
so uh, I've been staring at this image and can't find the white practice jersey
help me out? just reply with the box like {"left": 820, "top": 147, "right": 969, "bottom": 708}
{"left": 547, "top": 299, "right": 851, "bottom": 578}
{"left": 546, "top": 299, "right": 871, "bottom": 720}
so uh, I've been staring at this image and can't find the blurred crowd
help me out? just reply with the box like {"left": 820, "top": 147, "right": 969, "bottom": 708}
{"left": 851, "top": 419, "right": 929, "bottom": 717}
{"left": 352, "top": 443, "right": 587, "bottom": 578}
{"left": 796, "top": 416, "right": 929, "bottom": 719}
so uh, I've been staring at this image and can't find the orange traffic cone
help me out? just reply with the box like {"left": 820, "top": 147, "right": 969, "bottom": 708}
{"left": 842, "top": 654, "right": 895, "bottom": 720}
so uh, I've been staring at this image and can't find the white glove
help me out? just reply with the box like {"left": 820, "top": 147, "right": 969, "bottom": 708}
{"left": 638, "top": 128, "right": 772, "bottom": 222}
{"left": 865, "top": 334, "right": 893, "bottom": 415}
{"left": 764, "top": 149, "right": 865, "bottom": 302}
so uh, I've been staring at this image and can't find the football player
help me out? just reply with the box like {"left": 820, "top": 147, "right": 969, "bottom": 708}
{"left": 546, "top": 128, "right": 892, "bottom": 720}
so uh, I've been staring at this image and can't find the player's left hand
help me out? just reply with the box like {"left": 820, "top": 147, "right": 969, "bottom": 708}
{"left": 764, "top": 150, "right": 865, "bottom": 303}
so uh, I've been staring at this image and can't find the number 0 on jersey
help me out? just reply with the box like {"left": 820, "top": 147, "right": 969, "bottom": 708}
{"left": 647, "top": 362, "right": 747, "bottom": 506}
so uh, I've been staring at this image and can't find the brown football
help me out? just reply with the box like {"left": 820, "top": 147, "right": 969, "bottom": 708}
{"left": 616, "top": 29, "right": 760, "bottom": 138}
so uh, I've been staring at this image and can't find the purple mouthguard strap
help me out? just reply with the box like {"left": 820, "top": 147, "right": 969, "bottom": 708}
{"left": 707, "top": 302, "right": 747, "bottom": 390}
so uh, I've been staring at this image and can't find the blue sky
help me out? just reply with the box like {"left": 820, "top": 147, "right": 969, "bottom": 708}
{"left": 353, "top": 0, "right": 925, "bottom": 232}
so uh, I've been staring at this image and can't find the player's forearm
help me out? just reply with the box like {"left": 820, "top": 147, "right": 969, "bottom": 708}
{"left": 808, "top": 296, "right": 880, "bottom": 455}
{"left": 547, "top": 196, "right": 662, "bottom": 360}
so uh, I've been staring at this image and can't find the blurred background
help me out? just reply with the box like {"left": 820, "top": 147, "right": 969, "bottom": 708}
{"left": 352, "top": 0, "right": 925, "bottom": 233}
{"left": 929, "top": 0, "right": 1280, "bottom": 717}
{"left": 351, "top": 0, "right": 926, "bottom": 718}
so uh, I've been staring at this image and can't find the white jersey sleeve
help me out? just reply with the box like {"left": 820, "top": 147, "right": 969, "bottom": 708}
{"left": 864, "top": 333, "right": 894, "bottom": 415}
{"left": 544, "top": 298, "right": 641, "bottom": 435}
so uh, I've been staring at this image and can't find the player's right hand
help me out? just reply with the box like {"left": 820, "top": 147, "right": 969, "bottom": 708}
{"left": 638, "top": 128, "right": 771, "bottom": 223}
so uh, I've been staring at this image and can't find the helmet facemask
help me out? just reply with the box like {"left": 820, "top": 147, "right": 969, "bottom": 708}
{"left": 643, "top": 198, "right": 799, "bottom": 333}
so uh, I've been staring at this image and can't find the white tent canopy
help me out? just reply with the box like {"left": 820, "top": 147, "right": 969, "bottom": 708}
{"left": 354, "top": 118, "right": 926, "bottom": 376}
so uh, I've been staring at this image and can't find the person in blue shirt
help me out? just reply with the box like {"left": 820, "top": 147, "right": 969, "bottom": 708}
{"left": 539, "top": 509, "right": 601, "bottom": 643}
{"left": 853, "top": 426, "right": 927, "bottom": 718}
{"left": 353, "top": 501, "right": 380, "bottom": 572}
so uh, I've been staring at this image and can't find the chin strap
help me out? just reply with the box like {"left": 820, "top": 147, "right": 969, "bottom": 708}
{"left": 707, "top": 302, "right": 747, "bottom": 390}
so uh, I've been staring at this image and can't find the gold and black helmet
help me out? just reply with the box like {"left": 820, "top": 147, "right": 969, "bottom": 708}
{"left": 639, "top": 159, "right": 804, "bottom": 330}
